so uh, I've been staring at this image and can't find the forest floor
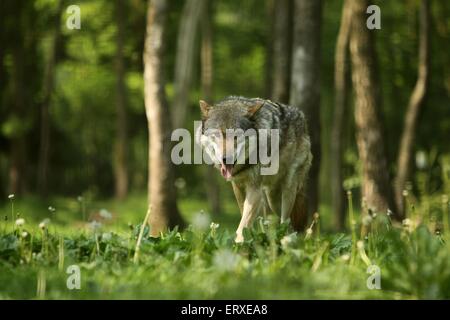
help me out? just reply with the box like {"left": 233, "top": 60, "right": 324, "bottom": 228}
{"left": 0, "top": 193, "right": 449, "bottom": 299}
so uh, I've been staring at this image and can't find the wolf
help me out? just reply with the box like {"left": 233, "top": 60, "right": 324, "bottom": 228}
{"left": 197, "top": 96, "right": 312, "bottom": 242}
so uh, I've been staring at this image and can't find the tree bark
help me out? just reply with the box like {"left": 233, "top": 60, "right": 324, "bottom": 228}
{"left": 331, "top": 0, "right": 352, "bottom": 230}
{"left": 114, "top": 0, "right": 129, "bottom": 200}
{"left": 200, "top": 0, "right": 221, "bottom": 216}
{"left": 395, "top": 0, "right": 430, "bottom": 217}
{"left": 144, "top": 0, "right": 185, "bottom": 236}
{"left": 349, "top": 0, "right": 396, "bottom": 217}
{"left": 290, "top": 0, "right": 322, "bottom": 218}
{"left": 38, "top": 0, "right": 63, "bottom": 196}
{"left": 9, "top": 1, "right": 27, "bottom": 195}
{"left": 172, "top": 0, "right": 205, "bottom": 129}
{"left": 271, "top": 0, "right": 293, "bottom": 104}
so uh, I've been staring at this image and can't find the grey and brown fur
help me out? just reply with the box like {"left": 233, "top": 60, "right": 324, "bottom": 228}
{"left": 197, "top": 96, "right": 312, "bottom": 242}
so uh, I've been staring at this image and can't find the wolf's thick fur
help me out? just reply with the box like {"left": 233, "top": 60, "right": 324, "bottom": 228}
{"left": 197, "top": 96, "right": 312, "bottom": 242}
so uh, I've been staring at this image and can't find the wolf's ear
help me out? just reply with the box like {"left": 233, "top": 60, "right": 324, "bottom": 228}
{"left": 247, "top": 100, "right": 264, "bottom": 117}
{"left": 199, "top": 100, "right": 211, "bottom": 119}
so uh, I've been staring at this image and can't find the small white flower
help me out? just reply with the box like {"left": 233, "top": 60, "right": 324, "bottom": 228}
{"left": 39, "top": 218, "right": 50, "bottom": 230}
{"left": 210, "top": 222, "right": 220, "bottom": 230}
{"left": 387, "top": 209, "right": 393, "bottom": 216}
{"left": 213, "top": 249, "right": 240, "bottom": 272}
{"left": 341, "top": 254, "right": 350, "bottom": 261}
{"left": 306, "top": 228, "right": 313, "bottom": 235}
{"left": 8, "top": 194, "right": 15, "bottom": 199}
{"left": 48, "top": 206, "right": 56, "bottom": 213}
{"left": 99, "top": 209, "right": 112, "bottom": 220}
{"left": 402, "top": 190, "right": 409, "bottom": 197}
{"left": 21, "top": 231, "right": 28, "bottom": 238}
{"left": 192, "top": 211, "right": 210, "bottom": 231}
{"left": 15, "top": 218, "right": 25, "bottom": 227}
{"left": 402, "top": 218, "right": 411, "bottom": 226}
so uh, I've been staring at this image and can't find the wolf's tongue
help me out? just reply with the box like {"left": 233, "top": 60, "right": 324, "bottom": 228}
{"left": 220, "top": 163, "right": 233, "bottom": 180}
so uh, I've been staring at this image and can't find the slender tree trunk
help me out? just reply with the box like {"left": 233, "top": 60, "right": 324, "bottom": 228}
{"left": 290, "top": 0, "right": 322, "bottom": 218}
{"left": 271, "top": 0, "right": 293, "bottom": 104}
{"left": 9, "top": 1, "right": 27, "bottom": 195}
{"left": 38, "top": 0, "right": 63, "bottom": 196}
{"left": 200, "top": 0, "right": 221, "bottom": 216}
{"left": 265, "top": 0, "right": 274, "bottom": 96}
{"left": 144, "top": 0, "right": 185, "bottom": 236}
{"left": 114, "top": 0, "right": 129, "bottom": 200}
{"left": 331, "top": 0, "right": 352, "bottom": 230}
{"left": 349, "top": 0, "right": 396, "bottom": 217}
{"left": 172, "top": 0, "right": 205, "bottom": 129}
{"left": 395, "top": 0, "right": 430, "bottom": 217}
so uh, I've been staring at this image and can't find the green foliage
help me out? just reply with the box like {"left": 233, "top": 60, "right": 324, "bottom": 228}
{"left": 1, "top": 193, "right": 449, "bottom": 299}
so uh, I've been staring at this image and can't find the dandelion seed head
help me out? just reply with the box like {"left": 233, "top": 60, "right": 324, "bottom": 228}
{"left": 357, "top": 240, "right": 364, "bottom": 249}
{"left": 192, "top": 211, "right": 210, "bottom": 231}
{"left": 101, "top": 232, "right": 112, "bottom": 241}
{"left": 213, "top": 249, "right": 240, "bottom": 272}
{"left": 281, "top": 233, "right": 297, "bottom": 248}
{"left": 362, "top": 215, "right": 373, "bottom": 226}
{"left": 89, "top": 220, "right": 102, "bottom": 231}
{"left": 99, "top": 209, "right": 112, "bottom": 220}
{"left": 15, "top": 218, "right": 25, "bottom": 227}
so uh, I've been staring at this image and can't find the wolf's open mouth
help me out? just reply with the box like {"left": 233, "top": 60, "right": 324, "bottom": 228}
{"left": 220, "top": 163, "right": 234, "bottom": 180}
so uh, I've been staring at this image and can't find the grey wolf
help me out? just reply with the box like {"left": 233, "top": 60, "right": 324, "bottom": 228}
{"left": 197, "top": 96, "right": 312, "bottom": 242}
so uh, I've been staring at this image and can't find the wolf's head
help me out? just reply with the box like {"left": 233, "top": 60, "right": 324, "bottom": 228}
{"left": 197, "top": 97, "right": 265, "bottom": 181}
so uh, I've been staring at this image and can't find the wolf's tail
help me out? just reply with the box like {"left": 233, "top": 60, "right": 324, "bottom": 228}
{"left": 290, "top": 188, "right": 308, "bottom": 231}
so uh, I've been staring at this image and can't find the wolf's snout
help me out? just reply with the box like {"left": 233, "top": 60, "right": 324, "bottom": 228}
{"left": 222, "top": 156, "right": 234, "bottom": 165}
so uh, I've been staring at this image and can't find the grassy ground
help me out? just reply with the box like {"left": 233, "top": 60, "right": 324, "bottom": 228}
{"left": 0, "top": 192, "right": 449, "bottom": 299}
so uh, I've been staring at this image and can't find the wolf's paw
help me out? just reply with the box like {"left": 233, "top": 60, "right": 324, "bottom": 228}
{"left": 235, "top": 233, "right": 244, "bottom": 243}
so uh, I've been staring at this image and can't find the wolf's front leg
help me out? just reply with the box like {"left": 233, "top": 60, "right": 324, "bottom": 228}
{"left": 235, "top": 188, "right": 263, "bottom": 243}
{"left": 281, "top": 181, "right": 298, "bottom": 223}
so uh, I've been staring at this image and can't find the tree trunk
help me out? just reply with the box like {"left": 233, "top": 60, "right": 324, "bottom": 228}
{"left": 38, "top": 0, "right": 63, "bottom": 196}
{"left": 290, "top": 0, "right": 322, "bottom": 218}
{"left": 9, "top": 2, "right": 27, "bottom": 195}
{"left": 171, "top": 0, "right": 205, "bottom": 129}
{"left": 395, "top": 0, "right": 430, "bottom": 217}
{"left": 144, "top": 0, "right": 185, "bottom": 236}
{"left": 271, "top": 0, "right": 293, "bottom": 104}
{"left": 200, "top": 0, "right": 221, "bottom": 216}
{"left": 349, "top": 0, "right": 396, "bottom": 217}
{"left": 331, "top": 0, "right": 352, "bottom": 230}
{"left": 114, "top": 0, "right": 129, "bottom": 200}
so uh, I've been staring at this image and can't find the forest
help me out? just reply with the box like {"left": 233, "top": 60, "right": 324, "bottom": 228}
{"left": 0, "top": 0, "right": 449, "bottom": 299}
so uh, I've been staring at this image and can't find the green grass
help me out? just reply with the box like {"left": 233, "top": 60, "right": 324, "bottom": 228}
{"left": 0, "top": 193, "right": 449, "bottom": 299}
